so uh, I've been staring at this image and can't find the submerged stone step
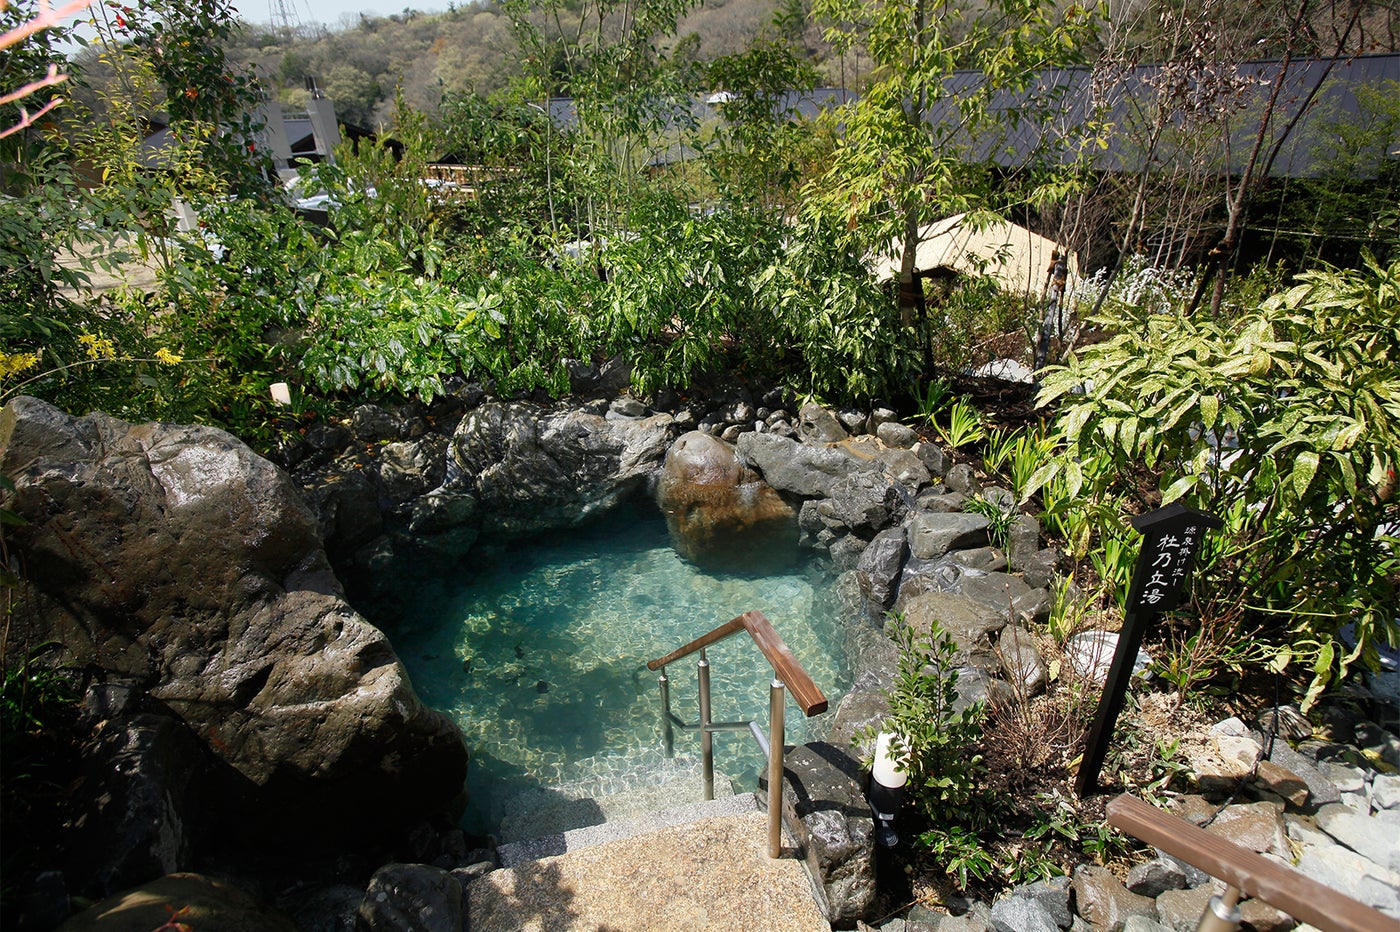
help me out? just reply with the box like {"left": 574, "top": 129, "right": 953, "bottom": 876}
{"left": 498, "top": 792, "right": 760, "bottom": 867}
{"left": 495, "top": 752, "right": 737, "bottom": 844}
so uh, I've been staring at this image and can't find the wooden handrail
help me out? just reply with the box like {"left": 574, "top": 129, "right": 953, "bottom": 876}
{"left": 646, "top": 610, "right": 828, "bottom": 717}
{"left": 1106, "top": 793, "right": 1400, "bottom": 932}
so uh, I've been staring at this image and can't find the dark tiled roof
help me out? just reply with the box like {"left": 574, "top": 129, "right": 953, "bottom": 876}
{"left": 920, "top": 54, "right": 1399, "bottom": 179}
{"left": 548, "top": 57, "right": 1395, "bottom": 178}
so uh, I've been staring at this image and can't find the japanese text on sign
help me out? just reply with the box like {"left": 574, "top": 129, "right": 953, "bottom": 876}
{"left": 1139, "top": 528, "right": 1199, "bottom": 608}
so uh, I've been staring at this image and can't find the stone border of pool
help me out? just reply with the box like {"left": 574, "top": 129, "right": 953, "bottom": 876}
{"left": 284, "top": 373, "right": 1400, "bottom": 931}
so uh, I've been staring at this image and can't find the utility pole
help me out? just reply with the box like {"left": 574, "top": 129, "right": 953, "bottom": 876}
{"left": 268, "top": 0, "right": 322, "bottom": 38}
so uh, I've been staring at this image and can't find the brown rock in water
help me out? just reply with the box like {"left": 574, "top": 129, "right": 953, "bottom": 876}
{"left": 657, "top": 431, "right": 796, "bottom": 572}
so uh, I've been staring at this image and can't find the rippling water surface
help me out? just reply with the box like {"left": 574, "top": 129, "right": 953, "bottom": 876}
{"left": 364, "top": 499, "right": 850, "bottom": 833}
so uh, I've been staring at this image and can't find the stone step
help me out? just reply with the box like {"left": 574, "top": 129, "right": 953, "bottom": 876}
{"left": 472, "top": 807, "right": 830, "bottom": 932}
{"left": 498, "top": 791, "right": 759, "bottom": 868}
{"left": 495, "top": 752, "right": 736, "bottom": 845}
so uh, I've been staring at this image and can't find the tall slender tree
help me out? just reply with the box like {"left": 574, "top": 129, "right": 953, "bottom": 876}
{"left": 806, "top": 0, "right": 1098, "bottom": 352}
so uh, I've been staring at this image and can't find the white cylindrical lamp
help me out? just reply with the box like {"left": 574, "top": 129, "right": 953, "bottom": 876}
{"left": 870, "top": 731, "right": 908, "bottom": 848}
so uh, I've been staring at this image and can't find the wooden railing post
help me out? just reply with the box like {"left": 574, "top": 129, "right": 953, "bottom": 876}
{"left": 646, "top": 610, "right": 827, "bottom": 717}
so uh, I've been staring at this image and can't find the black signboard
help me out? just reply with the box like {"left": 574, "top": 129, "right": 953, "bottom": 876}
{"left": 1075, "top": 502, "right": 1222, "bottom": 797}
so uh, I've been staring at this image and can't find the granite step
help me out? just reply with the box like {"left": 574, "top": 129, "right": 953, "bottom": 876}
{"left": 498, "top": 791, "right": 759, "bottom": 867}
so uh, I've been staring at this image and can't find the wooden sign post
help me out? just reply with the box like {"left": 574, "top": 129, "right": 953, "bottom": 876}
{"left": 1075, "top": 502, "right": 1222, "bottom": 797}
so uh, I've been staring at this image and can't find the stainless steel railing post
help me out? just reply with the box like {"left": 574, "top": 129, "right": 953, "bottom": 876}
{"left": 698, "top": 649, "right": 714, "bottom": 801}
{"left": 1196, "top": 886, "right": 1242, "bottom": 932}
{"left": 768, "top": 677, "right": 786, "bottom": 858}
{"left": 658, "top": 667, "right": 674, "bottom": 759}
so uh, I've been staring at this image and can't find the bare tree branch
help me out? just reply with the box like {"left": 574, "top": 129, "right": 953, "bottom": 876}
{"left": 1, "top": 0, "right": 94, "bottom": 138}
{"left": 0, "top": 0, "right": 93, "bottom": 49}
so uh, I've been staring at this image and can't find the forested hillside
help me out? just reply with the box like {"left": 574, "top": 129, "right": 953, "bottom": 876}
{"left": 235, "top": 0, "right": 837, "bottom": 127}
{"left": 68, "top": 0, "right": 828, "bottom": 127}
{"left": 68, "top": 0, "right": 1400, "bottom": 130}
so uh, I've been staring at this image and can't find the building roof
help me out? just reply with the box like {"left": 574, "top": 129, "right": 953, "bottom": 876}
{"left": 547, "top": 57, "right": 1395, "bottom": 180}
{"left": 545, "top": 87, "right": 855, "bottom": 168}
{"left": 871, "top": 213, "right": 1079, "bottom": 295}
{"left": 922, "top": 53, "right": 1399, "bottom": 179}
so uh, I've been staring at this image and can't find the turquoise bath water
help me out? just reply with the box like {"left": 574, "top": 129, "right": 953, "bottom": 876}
{"left": 365, "top": 499, "right": 850, "bottom": 835}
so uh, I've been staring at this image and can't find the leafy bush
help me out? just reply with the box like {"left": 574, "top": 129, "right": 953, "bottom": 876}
{"left": 599, "top": 200, "right": 783, "bottom": 395}
{"left": 857, "top": 617, "right": 1138, "bottom": 890}
{"left": 3, "top": 0, "right": 290, "bottom": 437}
{"left": 851, "top": 615, "right": 996, "bottom": 884}
{"left": 756, "top": 219, "right": 917, "bottom": 402}
{"left": 924, "top": 274, "right": 1038, "bottom": 376}
{"left": 1030, "top": 256, "right": 1400, "bottom": 707}
{"left": 857, "top": 617, "right": 985, "bottom": 830}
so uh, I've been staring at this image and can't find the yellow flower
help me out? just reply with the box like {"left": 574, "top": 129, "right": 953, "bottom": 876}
{"left": 78, "top": 333, "right": 117, "bottom": 360}
{"left": 0, "top": 351, "right": 41, "bottom": 379}
{"left": 154, "top": 347, "right": 183, "bottom": 365}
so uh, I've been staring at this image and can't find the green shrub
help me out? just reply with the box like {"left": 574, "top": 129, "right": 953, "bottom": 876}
{"left": 599, "top": 200, "right": 783, "bottom": 395}
{"left": 1030, "top": 256, "right": 1400, "bottom": 707}
{"left": 856, "top": 617, "right": 985, "bottom": 828}
{"left": 924, "top": 275, "right": 1037, "bottom": 376}
{"left": 757, "top": 219, "right": 917, "bottom": 403}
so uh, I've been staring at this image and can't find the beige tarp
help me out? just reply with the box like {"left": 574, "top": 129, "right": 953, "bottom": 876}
{"left": 871, "top": 213, "right": 1078, "bottom": 297}
{"left": 56, "top": 235, "right": 162, "bottom": 300}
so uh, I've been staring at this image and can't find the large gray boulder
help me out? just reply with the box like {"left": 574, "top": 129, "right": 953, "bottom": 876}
{"left": 907, "top": 511, "right": 991, "bottom": 560}
{"left": 1072, "top": 864, "right": 1158, "bottom": 931}
{"left": 446, "top": 401, "right": 674, "bottom": 536}
{"left": 67, "top": 713, "right": 201, "bottom": 898}
{"left": 819, "top": 471, "right": 909, "bottom": 535}
{"left": 376, "top": 436, "right": 449, "bottom": 504}
{"left": 1006, "top": 513, "right": 1042, "bottom": 571}
{"left": 875, "top": 447, "right": 931, "bottom": 491}
{"left": 997, "top": 625, "right": 1048, "bottom": 696}
{"left": 855, "top": 528, "right": 908, "bottom": 615}
{"left": 895, "top": 554, "right": 969, "bottom": 605}
{"left": 797, "top": 403, "right": 851, "bottom": 443}
{"left": 899, "top": 591, "right": 1008, "bottom": 669}
{"left": 990, "top": 895, "right": 1060, "bottom": 932}
{"left": 759, "top": 742, "right": 878, "bottom": 927}
{"left": 0, "top": 397, "right": 468, "bottom": 833}
{"left": 358, "top": 863, "right": 465, "bottom": 932}
{"left": 736, "top": 432, "right": 872, "bottom": 499}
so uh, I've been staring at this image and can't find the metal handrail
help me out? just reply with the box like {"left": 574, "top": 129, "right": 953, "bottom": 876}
{"left": 647, "top": 610, "right": 828, "bottom": 715}
{"left": 1106, "top": 793, "right": 1400, "bottom": 932}
{"left": 646, "top": 610, "right": 829, "bottom": 858}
